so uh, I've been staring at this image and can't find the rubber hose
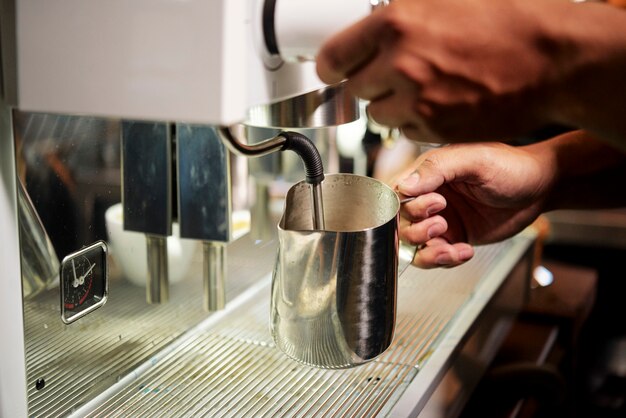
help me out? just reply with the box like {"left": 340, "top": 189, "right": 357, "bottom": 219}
{"left": 280, "top": 131, "right": 325, "bottom": 184}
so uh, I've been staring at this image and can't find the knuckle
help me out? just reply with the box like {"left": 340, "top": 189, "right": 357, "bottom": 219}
{"left": 419, "top": 155, "right": 440, "bottom": 173}
{"left": 399, "top": 229, "right": 423, "bottom": 247}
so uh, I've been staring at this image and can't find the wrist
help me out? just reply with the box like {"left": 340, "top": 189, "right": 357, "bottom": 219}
{"left": 523, "top": 138, "right": 560, "bottom": 212}
{"left": 526, "top": 130, "right": 626, "bottom": 211}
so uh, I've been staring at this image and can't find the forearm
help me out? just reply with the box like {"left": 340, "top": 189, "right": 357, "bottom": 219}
{"left": 546, "top": 2, "right": 626, "bottom": 149}
{"left": 526, "top": 130, "right": 626, "bottom": 211}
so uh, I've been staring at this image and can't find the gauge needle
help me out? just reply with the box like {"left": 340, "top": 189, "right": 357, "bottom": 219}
{"left": 72, "top": 259, "right": 79, "bottom": 287}
{"left": 78, "top": 263, "right": 96, "bottom": 286}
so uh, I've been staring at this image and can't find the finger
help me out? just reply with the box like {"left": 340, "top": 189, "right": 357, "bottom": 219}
{"left": 399, "top": 215, "right": 448, "bottom": 246}
{"left": 346, "top": 45, "right": 423, "bottom": 102}
{"left": 411, "top": 239, "right": 474, "bottom": 269}
{"left": 400, "top": 193, "right": 446, "bottom": 221}
{"left": 316, "top": 9, "right": 393, "bottom": 85}
{"left": 344, "top": 50, "right": 395, "bottom": 101}
{"left": 400, "top": 123, "right": 444, "bottom": 143}
{"left": 362, "top": 52, "right": 439, "bottom": 126}
{"left": 366, "top": 91, "right": 420, "bottom": 128}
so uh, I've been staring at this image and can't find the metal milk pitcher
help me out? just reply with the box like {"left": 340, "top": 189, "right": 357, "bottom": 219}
{"left": 271, "top": 173, "right": 400, "bottom": 369}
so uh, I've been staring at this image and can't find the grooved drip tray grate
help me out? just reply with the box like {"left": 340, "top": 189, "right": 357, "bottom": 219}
{"left": 25, "top": 236, "right": 521, "bottom": 417}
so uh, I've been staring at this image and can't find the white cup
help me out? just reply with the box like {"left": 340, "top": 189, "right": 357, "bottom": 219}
{"left": 104, "top": 203, "right": 198, "bottom": 286}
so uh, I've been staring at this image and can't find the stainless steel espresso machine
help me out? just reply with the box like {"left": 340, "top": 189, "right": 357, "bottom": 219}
{"left": 0, "top": 1, "right": 536, "bottom": 417}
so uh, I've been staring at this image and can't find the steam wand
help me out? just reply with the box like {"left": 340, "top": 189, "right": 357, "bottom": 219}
{"left": 218, "top": 126, "right": 325, "bottom": 230}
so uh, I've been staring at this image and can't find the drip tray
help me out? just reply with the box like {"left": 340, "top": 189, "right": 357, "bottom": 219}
{"left": 26, "top": 233, "right": 534, "bottom": 417}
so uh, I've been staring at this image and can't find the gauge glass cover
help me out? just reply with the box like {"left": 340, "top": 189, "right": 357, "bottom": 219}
{"left": 60, "top": 241, "right": 108, "bottom": 324}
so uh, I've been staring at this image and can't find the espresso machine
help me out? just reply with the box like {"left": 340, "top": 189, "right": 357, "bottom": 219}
{"left": 0, "top": 1, "right": 536, "bottom": 416}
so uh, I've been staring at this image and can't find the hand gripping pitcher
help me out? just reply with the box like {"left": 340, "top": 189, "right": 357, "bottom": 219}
{"left": 271, "top": 173, "right": 400, "bottom": 368}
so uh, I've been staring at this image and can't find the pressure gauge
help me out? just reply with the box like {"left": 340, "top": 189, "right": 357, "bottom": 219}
{"left": 60, "top": 241, "right": 109, "bottom": 324}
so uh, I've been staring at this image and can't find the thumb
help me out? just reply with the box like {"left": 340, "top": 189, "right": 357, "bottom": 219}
{"left": 397, "top": 158, "right": 447, "bottom": 197}
{"left": 396, "top": 145, "right": 483, "bottom": 196}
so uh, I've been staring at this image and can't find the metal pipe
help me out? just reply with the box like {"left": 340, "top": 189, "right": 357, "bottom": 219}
{"left": 311, "top": 182, "right": 326, "bottom": 230}
{"left": 218, "top": 126, "right": 286, "bottom": 157}
{"left": 203, "top": 242, "right": 226, "bottom": 311}
{"left": 146, "top": 235, "right": 169, "bottom": 304}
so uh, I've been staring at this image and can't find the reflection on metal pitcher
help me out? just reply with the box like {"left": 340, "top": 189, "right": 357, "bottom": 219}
{"left": 271, "top": 173, "right": 400, "bottom": 368}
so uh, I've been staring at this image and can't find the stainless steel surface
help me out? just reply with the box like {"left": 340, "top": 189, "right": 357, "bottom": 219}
{"left": 247, "top": 83, "right": 359, "bottom": 129}
{"left": 146, "top": 235, "right": 169, "bottom": 304}
{"left": 13, "top": 112, "right": 121, "bottom": 248}
{"left": 310, "top": 182, "right": 326, "bottom": 230}
{"left": 204, "top": 242, "right": 226, "bottom": 311}
{"left": 272, "top": 174, "right": 400, "bottom": 368}
{"left": 11, "top": 110, "right": 536, "bottom": 417}
{"left": 24, "top": 235, "right": 278, "bottom": 417}
{"left": 121, "top": 122, "right": 172, "bottom": 236}
{"left": 177, "top": 124, "right": 232, "bottom": 242}
{"left": 63, "top": 236, "right": 533, "bottom": 417}
{"left": 18, "top": 179, "right": 59, "bottom": 299}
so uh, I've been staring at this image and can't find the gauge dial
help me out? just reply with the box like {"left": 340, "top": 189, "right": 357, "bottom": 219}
{"left": 63, "top": 255, "right": 95, "bottom": 310}
{"left": 60, "top": 241, "right": 108, "bottom": 324}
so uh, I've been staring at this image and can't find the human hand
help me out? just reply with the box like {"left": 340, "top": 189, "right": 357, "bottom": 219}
{"left": 394, "top": 142, "right": 552, "bottom": 268}
{"left": 316, "top": 0, "right": 573, "bottom": 143}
